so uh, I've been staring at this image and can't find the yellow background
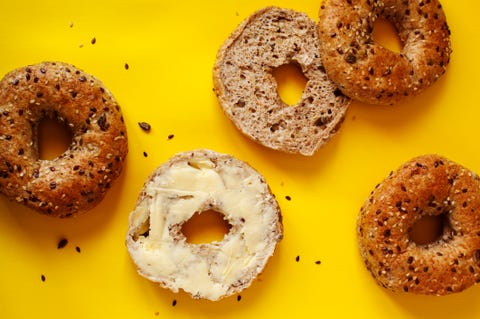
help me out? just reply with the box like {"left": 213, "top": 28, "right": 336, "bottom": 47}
{"left": 0, "top": 0, "right": 479, "bottom": 318}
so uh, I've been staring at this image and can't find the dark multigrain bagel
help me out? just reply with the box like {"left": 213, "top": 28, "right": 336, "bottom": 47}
{"left": 0, "top": 62, "right": 128, "bottom": 217}
{"left": 318, "top": 0, "right": 452, "bottom": 105}
{"left": 213, "top": 6, "right": 351, "bottom": 156}
{"left": 357, "top": 154, "right": 480, "bottom": 295}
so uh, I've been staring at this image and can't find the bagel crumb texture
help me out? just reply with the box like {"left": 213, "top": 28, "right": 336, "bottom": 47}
{"left": 318, "top": 0, "right": 452, "bottom": 105}
{"left": 213, "top": 6, "right": 350, "bottom": 156}
{"left": 357, "top": 154, "right": 480, "bottom": 295}
{"left": 0, "top": 61, "right": 128, "bottom": 217}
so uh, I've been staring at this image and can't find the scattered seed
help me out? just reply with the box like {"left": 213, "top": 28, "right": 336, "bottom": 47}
{"left": 76, "top": 246, "right": 81, "bottom": 253}
{"left": 41, "top": 274, "right": 46, "bottom": 282}
{"left": 91, "top": 37, "right": 96, "bottom": 44}
{"left": 138, "top": 122, "right": 151, "bottom": 132}
{"left": 97, "top": 113, "right": 110, "bottom": 131}
{"left": 315, "top": 260, "right": 322, "bottom": 265}
{"left": 124, "top": 63, "right": 129, "bottom": 70}
{"left": 285, "top": 195, "right": 291, "bottom": 201}
{"left": 57, "top": 238, "right": 68, "bottom": 249}
{"left": 143, "top": 151, "right": 148, "bottom": 157}
{"left": 172, "top": 299, "right": 177, "bottom": 307}
{"left": 168, "top": 134, "right": 174, "bottom": 140}
{"left": 69, "top": 21, "right": 74, "bottom": 28}
{"left": 237, "top": 295, "right": 242, "bottom": 301}
{"left": 296, "top": 255, "right": 300, "bottom": 262}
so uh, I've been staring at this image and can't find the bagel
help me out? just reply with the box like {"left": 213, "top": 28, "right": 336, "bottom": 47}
{"left": 0, "top": 62, "right": 128, "bottom": 217}
{"left": 357, "top": 154, "right": 480, "bottom": 295}
{"left": 126, "top": 149, "right": 283, "bottom": 300}
{"left": 318, "top": 0, "right": 452, "bottom": 105}
{"left": 213, "top": 7, "right": 351, "bottom": 156}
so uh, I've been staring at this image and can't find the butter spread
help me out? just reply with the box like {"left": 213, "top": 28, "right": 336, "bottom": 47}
{"left": 127, "top": 155, "right": 280, "bottom": 300}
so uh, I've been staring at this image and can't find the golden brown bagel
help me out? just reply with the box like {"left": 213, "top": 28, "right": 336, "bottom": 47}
{"left": 358, "top": 155, "right": 480, "bottom": 295}
{"left": 0, "top": 62, "right": 128, "bottom": 217}
{"left": 318, "top": 0, "right": 452, "bottom": 105}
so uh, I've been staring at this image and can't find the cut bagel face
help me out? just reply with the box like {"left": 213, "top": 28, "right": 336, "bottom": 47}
{"left": 213, "top": 7, "right": 350, "bottom": 156}
{"left": 126, "top": 149, "right": 283, "bottom": 300}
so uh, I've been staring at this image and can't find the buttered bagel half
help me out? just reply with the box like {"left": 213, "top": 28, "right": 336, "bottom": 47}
{"left": 126, "top": 149, "right": 283, "bottom": 300}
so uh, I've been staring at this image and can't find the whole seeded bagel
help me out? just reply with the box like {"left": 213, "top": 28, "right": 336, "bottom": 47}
{"left": 0, "top": 62, "right": 128, "bottom": 217}
{"left": 357, "top": 154, "right": 480, "bottom": 295}
{"left": 318, "top": 0, "right": 452, "bottom": 105}
{"left": 213, "top": 6, "right": 351, "bottom": 156}
{"left": 126, "top": 149, "right": 283, "bottom": 300}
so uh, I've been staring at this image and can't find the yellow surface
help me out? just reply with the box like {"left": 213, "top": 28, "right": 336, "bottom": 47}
{"left": 0, "top": 0, "right": 479, "bottom": 318}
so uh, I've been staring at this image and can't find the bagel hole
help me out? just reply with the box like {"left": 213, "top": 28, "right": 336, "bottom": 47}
{"left": 38, "top": 117, "right": 73, "bottom": 160}
{"left": 272, "top": 62, "right": 308, "bottom": 106}
{"left": 372, "top": 18, "right": 402, "bottom": 53}
{"left": 409, "top": 214, "right": 447, "bottom": 245}
{"left": 181, "top": 209, "right": 232, "bottom": 244}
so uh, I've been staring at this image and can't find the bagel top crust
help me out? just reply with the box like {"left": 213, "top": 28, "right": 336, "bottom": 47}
{"left": 126, "top": 149, "right": 283, "bottom": 300}
{"left": 213, "top": 7, "right": 351, "bottom": 156}
{"left": 318, "top": 0, "right": 452, "bottom": 105}
{"left": 0, "top": 62, "right": 128, "bottom": 217}
{"left": 357, "top": 155, "right": 480, "bottom": 295}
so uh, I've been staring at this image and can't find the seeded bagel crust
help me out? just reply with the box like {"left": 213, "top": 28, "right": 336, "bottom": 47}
{"left": 126, "top": 149, "right": 283, "bottom": 300}
{"left": 213, "top": 6, "right": 351, "bottom": 156}
{"left": 318, "top": 0, "right": 452, "bottom": 105}
{"left": 358, "top": 155, "right": 480, "bottom": 295}
{"left": 0, "top": 62, "right": 128, "bottom": 217}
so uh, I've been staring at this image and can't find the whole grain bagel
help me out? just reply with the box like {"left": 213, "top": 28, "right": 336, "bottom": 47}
{"left": 318, "top": 0, "right": 452, "bottom": 105}
{"left": 357, "top": 154, "right": 480, "bottom": 295}
{"left": 213, "top": 6, "right": 351, "bottom": 156}
{"left": 0, "top": 62, "right": 128, "bottom": 217}
{"left": 126, "top": 149, "right": 283, "bottom": 300}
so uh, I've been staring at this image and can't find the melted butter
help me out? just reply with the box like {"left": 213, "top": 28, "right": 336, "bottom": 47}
{"left": 127, "top": 158, "right": 279, "bottom": 300}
